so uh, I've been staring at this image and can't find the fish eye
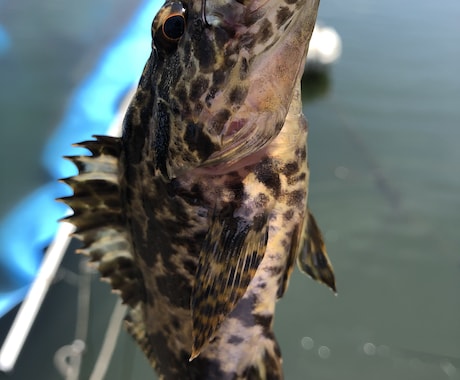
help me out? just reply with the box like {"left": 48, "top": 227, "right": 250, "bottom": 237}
{"left": 153, "top": 2, "right": 187, "bottom": 50}
{"left": 163, "top": 14, "right": 185, "bottom": 41}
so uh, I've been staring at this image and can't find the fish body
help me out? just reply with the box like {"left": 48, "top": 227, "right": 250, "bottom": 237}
{"left": 62, "top": 0, "right": 335, "bottom": 379}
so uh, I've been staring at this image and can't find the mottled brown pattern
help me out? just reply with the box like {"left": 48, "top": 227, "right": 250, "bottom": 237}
{"left": 62, "top": 0, "right": 336, "bottom": 379}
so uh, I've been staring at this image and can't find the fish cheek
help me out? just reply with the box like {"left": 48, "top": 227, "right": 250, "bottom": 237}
{"left": 184, "top": 121, "right": 219, "bottom": 161}
{"left": 191, "top": 22, "right": 216, "bottom": 72}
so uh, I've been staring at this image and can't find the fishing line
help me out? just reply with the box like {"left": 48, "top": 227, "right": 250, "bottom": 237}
{"left": 89, "top": 299, "right": 128, "bottom": 380}
{"left": 54, "top": 257, "right": 93, "bottom": 380}
{"left": 327, "top": 93, "right": 402, "bottom": 212}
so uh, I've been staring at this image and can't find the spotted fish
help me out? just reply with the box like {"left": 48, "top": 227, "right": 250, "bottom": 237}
{"left": 61, "top": 0, "right": 335, "bottom": 378}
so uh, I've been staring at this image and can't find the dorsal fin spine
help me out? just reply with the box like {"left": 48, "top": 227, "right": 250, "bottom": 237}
{"left": 60, "top": 135, "right": 144, "bottom": 307}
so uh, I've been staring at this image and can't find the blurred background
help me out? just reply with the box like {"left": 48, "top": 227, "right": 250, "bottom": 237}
{"left": 0, "top": 0, "right": 459, "bottom": 379}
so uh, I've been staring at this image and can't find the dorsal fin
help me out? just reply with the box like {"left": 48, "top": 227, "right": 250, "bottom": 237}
{"left": 59, "top": 135, "right": 145, "bottom": 307}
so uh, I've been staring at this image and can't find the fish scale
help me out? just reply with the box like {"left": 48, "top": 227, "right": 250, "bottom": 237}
{"left": 62, "top": 0, "right": 336, "bottom": 378}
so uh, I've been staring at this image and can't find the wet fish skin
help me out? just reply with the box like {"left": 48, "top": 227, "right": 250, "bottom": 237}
{"left": 61, "top": 0, "right": 335, "bottom": 378}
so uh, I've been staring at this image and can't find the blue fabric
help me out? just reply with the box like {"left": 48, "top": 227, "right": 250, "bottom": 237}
{"left": 0, "top": 24, "right": 10, "bottom": 56}
{"left": 0, "top": 0, "right": 161, "bottom": 318}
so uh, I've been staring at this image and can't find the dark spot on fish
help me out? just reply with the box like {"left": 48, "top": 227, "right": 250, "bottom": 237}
{"left": 287, "top": 171, "right": 306, "bottom": 186}
{"left": 276, "top": 6, "right": 293, "bottom": 29}
{"left": 295, "top": 147, "right": 307, "bottom": 160}
{"left": 147, "top": 332, "right": 190, "bottom": 378}
{"left": 191, "top": 356, "right": 226, "bottom": 379}
{"left": 298, "top": 172, "right": 306, "bottom": 181}
{"left": 190, "top": 76, "right": 210, "bottom": 101}
{"left": 205, "top": 86, "right": 218, "bottom": 107}
{"left": 282, "top": 161, "right": 299, "bottom": 177}
{"left": 122, "top": 113, "right": 147, "bottom": 166}
{"left": 190, "top": 17, "right": 205, "bottom": 40}
{"left": 228, "top": 85, "right": 248, "bottom": 106}
{"left": 154, "top": 101, "right": 171, "bottom": 177}
{"left": 212, "top": 69, "right": 226, "bottom": 87}
{"left": 254, "top": 313, "right": 273, "bottom": 330}
{"left": 194, "top": 28, "right": 216, "bottom": 71}
{"left": 286, "top": 189, "right": 304, "bottom": 206}
{"left": 139, "top": 55, "right": 155, "bottom": 90}
{"left": 170, "top": 98, "right": 181, "bottom": 115}
{"left": 232, "top": 296, "right": 255, "bottom": 327}
{"left": 228, "top": 335, "right": 244, "bottom": 345}
{"left": 173, "top": 182, "right": 205, "bottom": 206}
{"left": 184, "top": 122, "right": 217, "bottom": 160}
{"left": 158, "top": 55, "right": 182, "bottom": 99}
{"left": 214, "top": 25, "right": 232, "bottom": 46}
{"left": 265, "top": 345, "right": 283, "bottom": 380}
{"left": 165, "top": 178, "right": 180, "bottom": 197}
{"left": 224, "top": 180, "right": 244, "bottom": 202}
{"left": 194, "top": 101, "right": 204, "bottom": 113}
{"left": 265, "top": 265, "right": 284, "bottom": 276}
{"left": 190, "top": 183, "right": 204, "bottom": 202}
{"left": 283, "top": 209, "right": 294, "bottom": 221}
{"left": 175, "top": 84, "right": 188, "bottom": 103}
{"left": 156, "top": 274, "right": 190, "bottom": 309}
{"left": 255, "top": 192, "right": 269, "bottom": 208}
{"left": 252, "top": 213, "right": 268, "bottom": 234}
{"left": 210, "top": 108, "right": 231, "bottom": 134}
{"left": 183, "top": 40, "right": 192, "bottom": 61}
{"left": 257, "top": 19, "right": 273, "bottom": 44}
{"left": 255, "top": 158, "right": 281, "bottom": 197}
{"left": 240, "top": 32, "right": 257, "bottom": 50}
{"left": 183, "top": 257, "right": 198, "bottom": 279}
{"left": 240, "top": 57, "right": 249, "bottom": 80}
{"left": 284, "top": 0, "right": 296, "bottom": 4}
{"left": 225, "top": 56, "right": 237, "bottom": 71}
{"left": 174, "top": 87, "right": 191, "bottom": 117}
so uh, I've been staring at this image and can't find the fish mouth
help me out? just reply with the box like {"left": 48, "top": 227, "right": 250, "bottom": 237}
{"left": 199, "top": 0, "right": 319, "bottom": 168}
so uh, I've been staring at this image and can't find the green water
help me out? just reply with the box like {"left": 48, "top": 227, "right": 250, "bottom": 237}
{"left": 0, "top": 0, "right": 459, "bottom": 379}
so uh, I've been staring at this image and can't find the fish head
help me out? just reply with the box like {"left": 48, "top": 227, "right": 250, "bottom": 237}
{"left": 125, "top": 0, "right": 319, "bottom": 178}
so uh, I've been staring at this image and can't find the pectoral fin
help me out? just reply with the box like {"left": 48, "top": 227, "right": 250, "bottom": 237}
{"left": 297, "top": 210, "right": 336, "bottom": 293}
{"left": 190, "top": 209, "right": 269, "bottom": 359}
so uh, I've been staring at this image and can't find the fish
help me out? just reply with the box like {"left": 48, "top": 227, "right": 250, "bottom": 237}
{"left": 60, "top": 0, "right": 336, "bottom": 378}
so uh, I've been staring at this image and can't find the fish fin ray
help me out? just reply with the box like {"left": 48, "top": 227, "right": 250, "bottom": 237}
{"left": 61, "top": 136, "right": 145, "bottom": 307}
{"left": 190, "top": 210, "right": 269, "bottom": 358}
{"left": 125, "top": 304, "right": 159, "bottom": 371}
{"left": 297, "top": 210, "right": 336, "bottom": 292}
{"left": 277, "top": 223, "right": 301, "bottom": 299}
